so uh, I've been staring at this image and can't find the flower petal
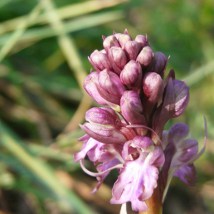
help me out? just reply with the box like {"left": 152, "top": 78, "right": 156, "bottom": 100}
{"left": 120, "top": 90, "right": 146, "bottom": 125}
{"left": 73, "top": 137, "right": 100, "bottom": 162}
{"left": 174, "top": 164, "right": 196, "bottom": 185}
{"left": 98, "top": 70, "right": 125, "bottom": 104}
{"left": 83, "top": 71, "right": 108, "bottom": 105}
{"left": 81, "top": 123, "right": 126, "bottom": 144}
{"left": 110, "top": 154, "right": 159, "bottom": 212}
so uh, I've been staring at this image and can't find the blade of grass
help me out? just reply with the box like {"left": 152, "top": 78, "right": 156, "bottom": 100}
{"left": 54, "top": 130, "right": 83, "bottom": 148}
{"left": 183, "top": 60, "right": 214, "bottom": 86}
{"left": 29, "top": 143, "right": 72, "bottom": 162}
{"left": 0, "top": 11, "right": 124, "bottom": 47}
{"left": 0, "top": 0, "right": 126, "bottom": 35}
{"left": 41, "top": 0, "right": 94, "bottom": 132}
{"left": 0, "top": 2, "right": 42, "bottom": 62}
{"left": 0, "top": 66, "right": 81, "bottom": 103}
{"left": 43, "top": 50, "right": 64, "bottom": 72}
{"left": 0, "top": 121, "right": 94, "bottom": 214}
{"left": 40, "top": 0, "right": 87, "bottom": 87}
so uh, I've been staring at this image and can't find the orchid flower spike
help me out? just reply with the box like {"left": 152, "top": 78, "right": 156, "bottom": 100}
{"left": 74, "top": 30, "right": 205, "bottom": 214}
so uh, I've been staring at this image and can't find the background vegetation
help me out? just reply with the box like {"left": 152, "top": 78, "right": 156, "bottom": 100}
{"left": 0, "top": 0, "right": 213, "bottom": 213}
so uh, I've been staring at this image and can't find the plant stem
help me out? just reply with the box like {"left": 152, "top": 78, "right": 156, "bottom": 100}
{"left": 139, "top": 186, "right": 163, "bottom": 214}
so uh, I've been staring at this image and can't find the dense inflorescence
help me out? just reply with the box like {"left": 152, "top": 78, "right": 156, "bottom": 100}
{"left": 74, "top": 30, "right": 204, "bottom": 213}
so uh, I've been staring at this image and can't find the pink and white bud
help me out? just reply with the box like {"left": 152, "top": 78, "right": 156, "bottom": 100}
{"left": 83, "top": 71, "right": 109, "bottom": 105}
{"left": 98, "top": 70, "right": 125, "bottom": 105}
{"left": 108, "top": 47, "right": 128, "bottom": 74}
{"left": 120, "top": 90, "right": 146, "bottom": 125}
{"left": 114, "top": 33, "right": 132, "bottom": 48}
{"left": 148, "top": 52, "right": 168, "bottom": 77}
{"left": 136, "top": 46, "right": 154, "bottom": 67}
{"left": 81, "top": 122, "right": 126, "bottom": 144}
{"left": 124, "top": 41, "right": 142, "bottom": 60}
{"left": 120, "top": 60, "right": 142, "bottom": 89}
{"left": 103, "top": 35, "right": 120, "bottom": 50}
{"left": 142, "top": 72, "right": 164, "bottom": 105}
{"left": 85, "top": 107, "right": 122, "bottom": 127}
{"left": 88, "top": 50, "right": 111, "bottom": 71}
{"left": 135, "top": 35, "right": 148, "bottom": 48}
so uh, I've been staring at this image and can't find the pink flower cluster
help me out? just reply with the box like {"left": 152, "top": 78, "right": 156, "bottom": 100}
{"left": 74, "top": 30, "right": 204, "bottom": 212}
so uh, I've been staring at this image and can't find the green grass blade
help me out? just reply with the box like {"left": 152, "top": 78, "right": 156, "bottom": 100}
{"left": 183, "top": 60, "right": 214, "bottom": 86}
{"left": 0, "top": 2, "right": 42, "bottom": 61}
{"left": 0, "top": 11, "right": 124, "bottom": 46}
{"left": 0, "top": 0, "right": 126, "bottom": 34}
{"left": 0, "top": 121, "right": 94, "bottom": 214}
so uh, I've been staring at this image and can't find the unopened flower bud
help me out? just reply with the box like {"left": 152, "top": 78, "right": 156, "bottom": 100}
{"left": 136, "top": 46, "right": 154, "bottom": 67}
{"left": 124, "top": 41, "right": 142, "bottom": 60}
{"left": 152, "top": 77, "right": 189, "bottom": 137}
{"left": 108, "top": 47, "right": 128, "bottom": 74}
{"left": 120, "top": 90, "right": 146, "bottom": 125}
{"left": 114, "top": 33, "right": 132, "bottom": 48}
{"left": 98, "top": 70, "right": 125, "bottom": 105}
{"left": 85, "top": 107, "right": 122, "bottom": 127}
{"left": 135, "top": 35, "right": 148, "bottom": 48}
{"left": 89, "top": 50, "right": 111, "bottom": 71}
{"left": 81, "top": 122, "right": 126, "bottom": 144}
{"left": 120, "top": 60, "right": 142, "bottom": 89}
{"left": 84, "top": 71, "right": 109, "bottom": 105}
{"left": 142, "top": 72, "right": 164, "bottom": 105}
{"left": 148, "top": 52, "right": 168, "bottom": 77}
{"left": 103, "top": 35, "right": 120, "bottom": 50}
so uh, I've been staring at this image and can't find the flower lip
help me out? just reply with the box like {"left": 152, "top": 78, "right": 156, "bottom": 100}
{"left": 110, "top": 151, "right": 161, "bottom": 212}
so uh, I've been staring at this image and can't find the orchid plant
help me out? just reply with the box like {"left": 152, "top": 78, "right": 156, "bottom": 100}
{"left": 74, "top": 30, "right": 205, "bottom": 214}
